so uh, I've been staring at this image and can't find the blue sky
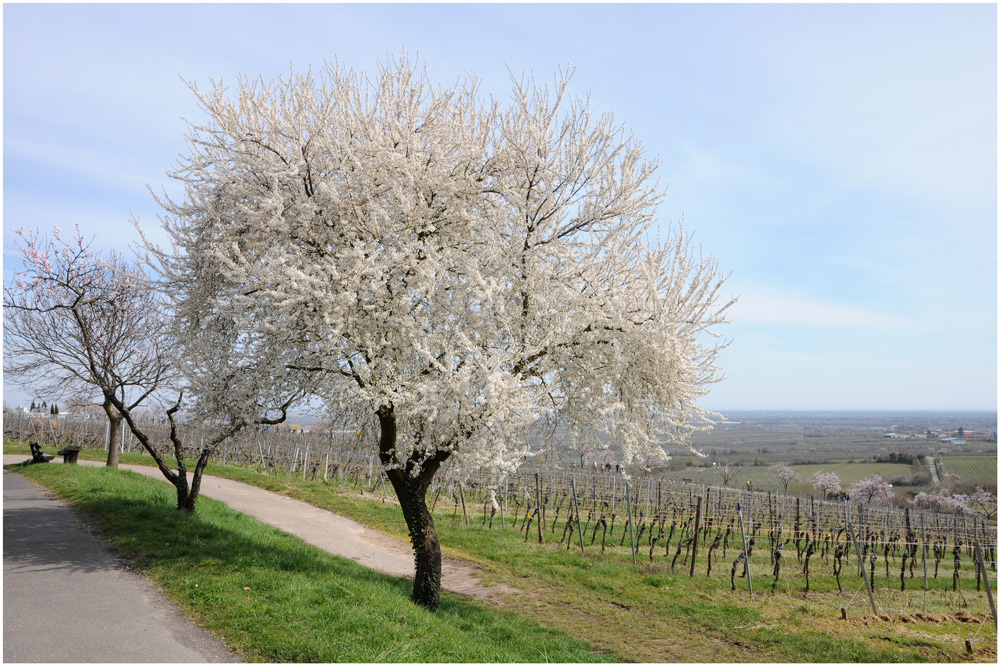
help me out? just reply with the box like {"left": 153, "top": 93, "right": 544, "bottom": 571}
{"left": 3, "top": 3, "right": 996, "bottom": 411}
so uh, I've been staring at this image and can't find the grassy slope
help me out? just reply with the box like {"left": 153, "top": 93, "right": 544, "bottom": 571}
{"left": 9, "top": 461, "right": 611, "bottom": 663}
{"left": 7, "top": 443, "right": 997, "bottom": 663}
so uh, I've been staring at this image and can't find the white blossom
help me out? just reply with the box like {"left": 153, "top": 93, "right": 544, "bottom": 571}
{"left": 145, "top": 57, "right": 733, "bottom": 480}
{"left": 811, "top": 471, "right": 842, "bottom": 499}
{"left": 849, "top": 474, "right": 894, "bottom": 506}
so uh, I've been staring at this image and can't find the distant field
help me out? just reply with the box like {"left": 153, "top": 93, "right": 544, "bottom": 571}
{"left": 939, "top": 455, "right": 997, "bottom": 483}
{"left": 656, "top": 461, "right": 915, "bottom": 494}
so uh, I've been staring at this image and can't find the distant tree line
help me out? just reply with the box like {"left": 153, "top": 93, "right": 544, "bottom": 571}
{"left": 872, "top": 452, "right": 925, "bottom": 465}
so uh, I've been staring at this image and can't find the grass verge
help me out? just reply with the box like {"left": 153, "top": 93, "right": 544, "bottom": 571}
{"left": 8, "top": 461, "right": 613, "bottom": 663}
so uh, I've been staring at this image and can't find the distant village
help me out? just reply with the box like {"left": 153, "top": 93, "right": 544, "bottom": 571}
{"left": 882, "top": 427, "right": 995, "bottom": 446}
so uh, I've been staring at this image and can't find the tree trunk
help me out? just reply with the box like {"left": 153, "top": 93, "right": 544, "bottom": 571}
{"left": 377, "top": 407, "right": 449, "bottom": 611}
{"left": 174, "top": 474, "right": 194, "bottom": 513}
{"left": 389, "top": 468, "right": 442, "bottom": 609}
{"left": 102, "top": 400, "right": 123, "bottom": 468}
{"left": 106, "top": 390, "right": 252, "bottom": 514}
{"left": 179, "top": 452, "right": 212, "bottom": 514}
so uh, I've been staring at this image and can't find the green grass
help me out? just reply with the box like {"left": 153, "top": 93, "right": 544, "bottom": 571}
{"left": 939, "top": 456, "right": 997, "bottom": 484}
{"left": 9, "top": 461, "right": 613, "bottom": 663}
{"left": 291, "top": 487, "right": 996, "bottom": 662}
{"left": 6, "top": 443, "right": 997, "bottom": 662}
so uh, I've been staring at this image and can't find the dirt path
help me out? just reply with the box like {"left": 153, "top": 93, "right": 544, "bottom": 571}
{"left": 3, "top": 455, "right": 515, "bottom": 603}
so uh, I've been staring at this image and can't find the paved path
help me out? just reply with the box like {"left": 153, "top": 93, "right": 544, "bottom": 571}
{"left": 3, "top": 455, "right": 509, "bottom": 602}
{"left": 3, "top": 469, "right": 240, "bottom": 663}
{"left": 927, "top": 456, "right": 942, "bottom": 486}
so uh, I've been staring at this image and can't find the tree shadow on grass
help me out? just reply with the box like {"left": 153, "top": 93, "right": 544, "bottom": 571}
{"left": 10, "top": 465, "right": 612, "bottom": 662}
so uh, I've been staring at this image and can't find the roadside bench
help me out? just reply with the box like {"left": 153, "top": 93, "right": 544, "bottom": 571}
{"left": 58, "top": 446, "right": 82, "bottom": 464}
{"left": 28, "top": 441, "right": 55, "bottom": 464}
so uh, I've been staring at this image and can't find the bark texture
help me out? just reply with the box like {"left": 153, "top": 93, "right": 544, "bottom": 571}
{"left": 378, "top": 407, "right": 450, "bottom": 611}
{"left": 102, "top": 400, "right": 123, "bottom": 469}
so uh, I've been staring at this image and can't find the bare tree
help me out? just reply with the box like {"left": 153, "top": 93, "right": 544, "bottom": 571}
{"left": 4, "top": 226, "right": 173, "bottom": 467}
{"left": 150, "top": 58, "right": 732, "bottom": 609}
{"left": 713, "top": 461, "right": 744, "bottom": 487}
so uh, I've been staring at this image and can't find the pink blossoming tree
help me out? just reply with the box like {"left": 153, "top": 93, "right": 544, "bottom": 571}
{"left": 3, "top": 226, "right": 173, "bottom": 467}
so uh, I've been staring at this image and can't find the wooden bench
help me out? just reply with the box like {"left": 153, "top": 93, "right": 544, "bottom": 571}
{"left": 28, "top": 441, "right": 55, "bottom": 463}
{"left": 58, "top": 446, "right": 82, "bottom": 464}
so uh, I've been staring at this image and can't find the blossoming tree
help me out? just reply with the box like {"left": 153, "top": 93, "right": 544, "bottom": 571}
{"left": 811, "top": 471, "right": 842, "bottom": 499}
{"left": 850, "top": 474, "right": 894, "bottom": 506}
{"left": 768, "top": 463, "right": 797, "bottom": 495}
{"left": 3, "top": 226, "right": 173, "bottom": 467}
{"left": 148, "top": 58, "right": 732, "bottom": 610}
{"left": 914, "top": 487, "right": 998, "bottom": 519}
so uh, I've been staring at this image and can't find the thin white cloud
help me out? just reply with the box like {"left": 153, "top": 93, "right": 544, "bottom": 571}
{"left": 731, "top": 285, "right": 908, "bottom": 329}
{"left": 5, "top": 136, "right": 160, "bottom": 194}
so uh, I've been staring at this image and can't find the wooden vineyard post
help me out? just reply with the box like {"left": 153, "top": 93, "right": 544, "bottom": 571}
{"left": 571, "top": 477, "right": 585, "bottom": 554}
{"left": 736, "top": 500, "right": 753, "bottom": 597}
{"left": 500, "top": 477, "right": 507, "bottom": 529}
{"left": 645, "top": 479, "right": 651, "bottom": 521}
{"left": 921, "top": 513, "right": 928, "bottom": 591}
{"left": 974, "top": 541, "right": 997, "bottom": 628}
{"left": 847, "top": 525, "right": 878, "bottom": 616}
{"left": 857, "top": 505, "right": 865, "bottom": 576}
{"left": 689, "top": 495, "right": 702, "bottom": 577}
{"left": 625, "top": 481, "right": 638, "bottom": 565}
{"left": 458, "top": 482, "right": 469, "bottom": 526}
{"left": 256, "top": 436, "right": 266, "bottom": 472}
{"left": 535, "top": 472, "right": 544, "bottom": 544}
{"left": 611, "top": 474, "right": 617, "bottom": 518}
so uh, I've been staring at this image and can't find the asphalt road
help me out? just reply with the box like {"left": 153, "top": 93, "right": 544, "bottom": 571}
{"left": 3, "top": 469, "right": 240, "bottom": 663}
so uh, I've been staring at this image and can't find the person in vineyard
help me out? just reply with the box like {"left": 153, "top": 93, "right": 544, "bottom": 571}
{"left": 145, "top": 57, "right": 733, "bottom": 611}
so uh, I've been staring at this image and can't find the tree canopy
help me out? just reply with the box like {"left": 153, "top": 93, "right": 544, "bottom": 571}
{"left": 148, "top": 58, "right": 733, "bottom": 608}
{"left": 4, "top": 226, "right": 173, "bottom": 467}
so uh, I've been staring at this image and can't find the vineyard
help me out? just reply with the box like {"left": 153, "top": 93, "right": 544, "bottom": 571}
{"left": 657, "top": 462, "right": 921, "bottom": 494}
{"left": 940, "top": 456, "right": 998, "bottom": 485}
{"left": 6, "top": 411, "right": 997, "bottom": 635}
